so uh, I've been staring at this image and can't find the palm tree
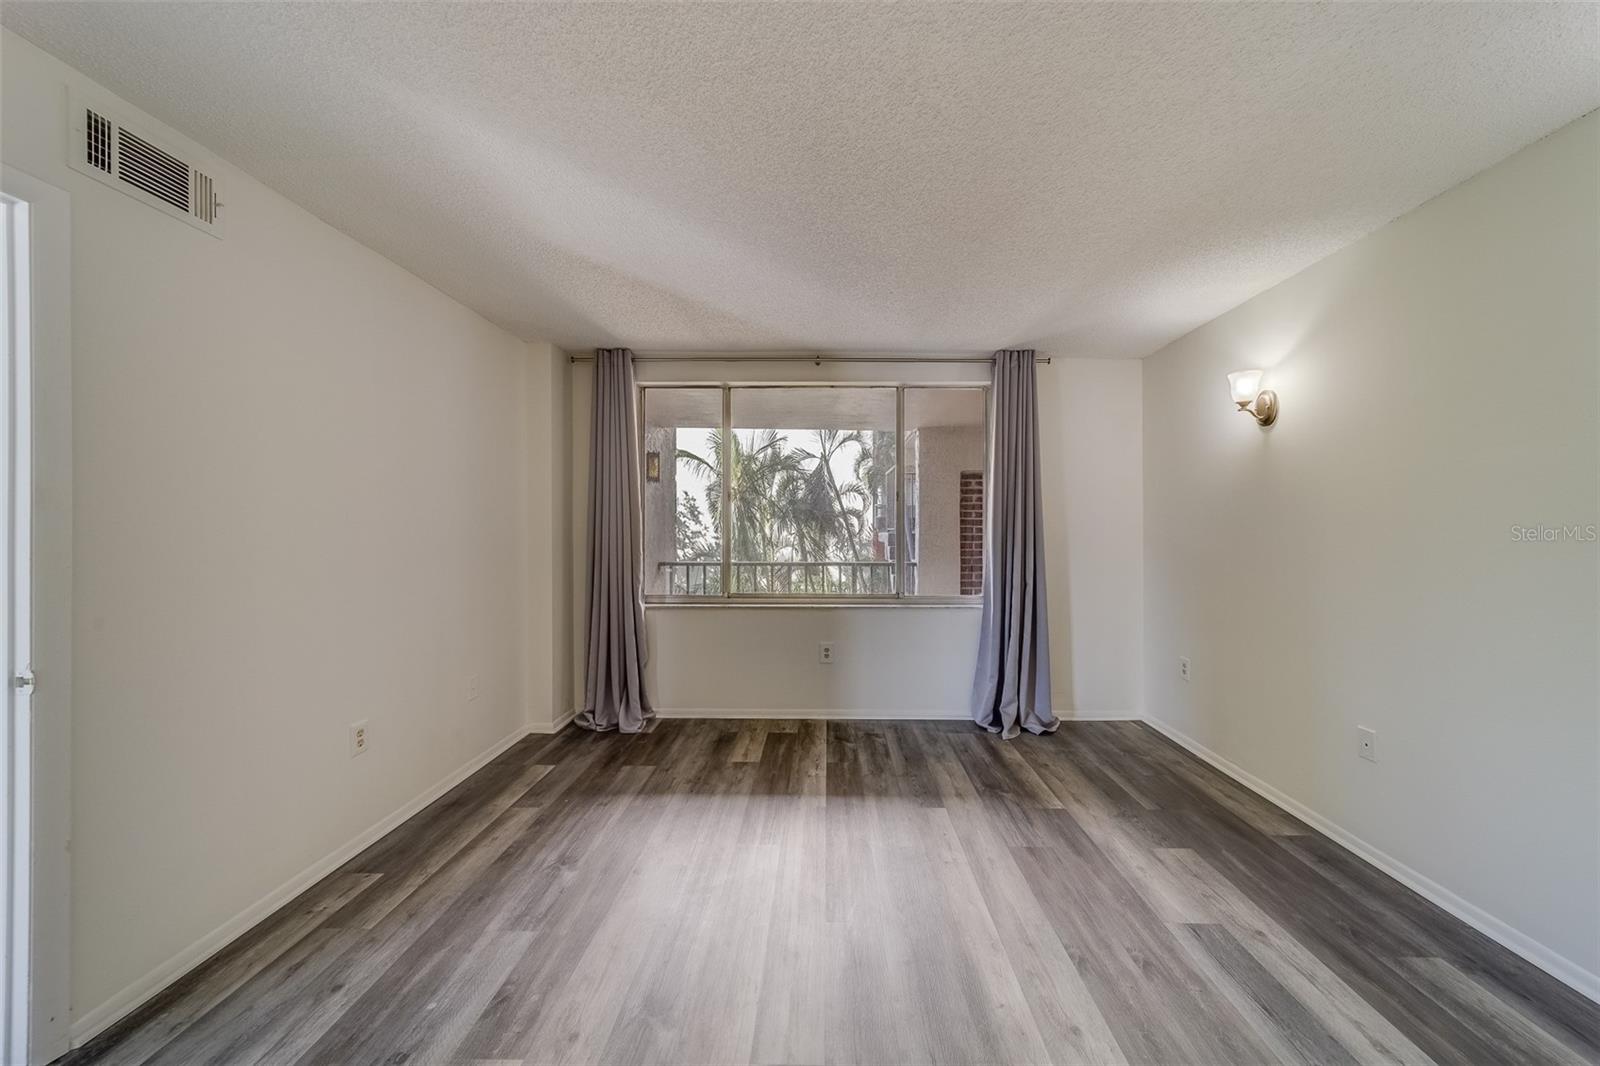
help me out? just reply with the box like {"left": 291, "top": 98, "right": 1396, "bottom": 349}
{"left": 677, "top": 427, "right": 893, "bottom": 591}
{"left": 794, "top": 428, "right": 868, "bottom": 559}
{"left": 678, "top": 428, "right": 805, "bottom": 565}
{"left": 674, "top": 491, "right": 716, "bottom": 561}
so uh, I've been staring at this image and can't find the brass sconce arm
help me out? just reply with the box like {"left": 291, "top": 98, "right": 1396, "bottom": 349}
{"left": 1227, "top": 370, "right": 1279, "bottom": 427}
{"left": 1236, "top": 390, "right": 1279, "bottom": 427}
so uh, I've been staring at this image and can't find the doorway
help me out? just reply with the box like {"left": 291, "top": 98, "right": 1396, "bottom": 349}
{"left": 2, "top": 182, "right": 36, "bottom": 1066}
{"left": 1, "top": 165, "right": 71, "bottom": 1066}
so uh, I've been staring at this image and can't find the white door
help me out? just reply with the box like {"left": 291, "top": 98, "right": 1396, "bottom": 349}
{"left": 1, "top": 189, "right": 35, "bottom": 1066}
{"left": 0, "top": 164, "right": 70, "bottom": 1066}
{"left": 0, "top": 190, "right": 34, "bottom": 1066}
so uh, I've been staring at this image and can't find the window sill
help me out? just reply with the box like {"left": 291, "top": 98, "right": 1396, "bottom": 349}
{"left": 644, "top": 599, "right": 982, "bottom": 609}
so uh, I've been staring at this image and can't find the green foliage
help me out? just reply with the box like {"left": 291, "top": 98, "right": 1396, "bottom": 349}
{"left": 676, "top": 428, "right": 893, "bottom": 567}
{"left": 675, "top": 491, "right": 716, "bottom": 561}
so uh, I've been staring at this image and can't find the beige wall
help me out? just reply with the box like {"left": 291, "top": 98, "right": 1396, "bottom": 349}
{"left": 2, "top": 30, "right": 540, "bottom": 1036}
{"left": 1143, "top": 111, "right": 1599, "bottom": 987}
{"left": 909, "top": 425, "right": 985, "bottom": 594}
{"left": 1045, "top": 358, "right": 1144, "bottom": 714}
{"left": 568, "top": 356, "right": 1143, "bottom": 717}
{"left": 525, "top": 342, "right": 572, "bottom": 731}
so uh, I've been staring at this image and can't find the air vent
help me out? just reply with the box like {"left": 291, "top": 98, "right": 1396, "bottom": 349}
{"left": 116, "top": 128, "right": 190, "bottom": 212}
{"left": 68, "top": 92, "right": 224, "bottom": 238}
{"left": 85, "top": 109, "right": 112, "bottom": 172}
{"left": 193, "top": 172, "right": 216, "bottom": 224}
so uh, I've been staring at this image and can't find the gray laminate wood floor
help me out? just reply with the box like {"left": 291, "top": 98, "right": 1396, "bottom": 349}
{"left": 61, "top": 720, "right": 1599, "bottom": 1065}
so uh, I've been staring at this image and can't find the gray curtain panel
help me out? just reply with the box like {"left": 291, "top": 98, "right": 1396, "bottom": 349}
{"left": 971, "top": 349, "right": 1058, "bottom": 739}
{"left": 578, "top": 348, "right": 654, "bottom": 733}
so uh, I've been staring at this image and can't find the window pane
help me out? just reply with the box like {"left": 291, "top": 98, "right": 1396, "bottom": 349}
{"left": 642, "top": 388, "right": 723, "bottom": 596}
{"left": 727, "top": 387, "right": 897, "bottom": 595}
{"left": 903, "top": 388, "right": 987, "bottom": 596}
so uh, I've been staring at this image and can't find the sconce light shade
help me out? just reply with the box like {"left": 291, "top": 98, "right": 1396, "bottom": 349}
{"left": 1227, "top": 369, "right": 1265, "bottom": 406}
{"left": 1226, "top": 368, "right": 1278, "bottom": 427}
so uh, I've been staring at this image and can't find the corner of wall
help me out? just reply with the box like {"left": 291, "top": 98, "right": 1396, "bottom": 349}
{"left": 1129, "top": 356, "right": 1146, "bottom": 721}
{"left": 524, "top": 341, "right": 572, "bottom": 732}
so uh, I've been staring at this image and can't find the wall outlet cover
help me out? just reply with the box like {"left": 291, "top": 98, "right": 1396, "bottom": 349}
{"left": 1358, "top": 725, "right": 1377, "bottom": 762}
{"left": 350, "top": 719, "right": 370, "bottom": 757}
{"left": 819, "top": 642, "right": 835, "bottom": 664}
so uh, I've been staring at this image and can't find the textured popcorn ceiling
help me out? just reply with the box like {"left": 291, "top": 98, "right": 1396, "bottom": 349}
{"left": 5, "top": 2, "right": 1596, "bottom": 357}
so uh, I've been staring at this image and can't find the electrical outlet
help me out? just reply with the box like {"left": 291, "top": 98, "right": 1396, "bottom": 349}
{"left": 819, "top": 642, "right": 835, "bottom": 664}
{"left": 1179, "top": 656, "right": 1190, "bottom": 682}
{"left": 350, "top": 720, "right": 370, "bottom": 758}
{"left": 468, "top": 674, "right": 480, "bottom": 703}
{"left": 1358, "top": 726, "right": 1377, "bottom": 762}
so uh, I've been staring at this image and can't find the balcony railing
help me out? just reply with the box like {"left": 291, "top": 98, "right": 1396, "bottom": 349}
{"left": 657, "top": 560, "right": 903, "bottom": 596}
{"left": 657, "top": 561, "right": 721, "bottom": 596}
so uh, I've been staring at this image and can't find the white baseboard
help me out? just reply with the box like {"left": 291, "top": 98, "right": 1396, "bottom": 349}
{"left": 646, "top": 704, "right": 1139, "bottom": 723}
{"left": 653, "top": 707, "right": 970, "bottom": 720}
{"left": 1140, "top": 714, "right": 1600, "bottom": 1006}
{"left": 532, "top": 709, "right": 576, "bottom": 734}
{"left": 649, "top": 708, "right": 1139, "bottom": 722}
{"left": 69, "top": 724, "right": 534, "bottom": 1047}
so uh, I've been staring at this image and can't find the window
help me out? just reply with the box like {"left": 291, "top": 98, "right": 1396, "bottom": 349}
{"left": 729, "top": 387, "right": 897, "bottom": 595}
{"left": 641, "top": 384, "right": 987, "bottom": 602}
{"left": 642, "top": 388, "right": 723, "bottom": 596}
{"left": 903, "top": 387, "right": 988, "bottom": 596}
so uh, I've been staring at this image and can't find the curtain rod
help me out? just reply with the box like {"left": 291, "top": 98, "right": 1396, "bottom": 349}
{"left": 567, "top": 352, "right": 1051, "bottom": 365}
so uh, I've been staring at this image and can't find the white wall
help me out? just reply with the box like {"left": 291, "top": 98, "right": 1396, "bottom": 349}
{"left": 1043, "top": 358, "right": 1144, "bottom": 715}
{"left": 1143, "top": 111, "right": 1599, "bottom": 987}
{"left": 1, "top": 30, "right": 537, "bottom": 1036}
{"left": 525, "top": 342, "right": 572, "bottom": 732}
{"left": 568, "top": 356, "right": 1143, "bottom": 718}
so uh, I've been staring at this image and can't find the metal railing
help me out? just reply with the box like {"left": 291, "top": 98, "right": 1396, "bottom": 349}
{"left": 657, "top": 560, "right": 900, "bottom": 596}
{"left": 658, "top": 561, "right": 722, "bottom": 596}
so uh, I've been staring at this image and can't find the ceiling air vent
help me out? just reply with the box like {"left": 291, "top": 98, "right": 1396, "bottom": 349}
{"left": 85, "top": 109, "right": 112, "bottom": 172}
{"left": 116, "top": 128, "right": 190, "bottom": 213}
{"left": 68, "top": 91, "right": 224, "bottom": 238}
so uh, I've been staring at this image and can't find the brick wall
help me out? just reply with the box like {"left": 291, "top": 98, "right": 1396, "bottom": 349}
{"left": 959, "top": 471, "right": 984, "bottom": 595}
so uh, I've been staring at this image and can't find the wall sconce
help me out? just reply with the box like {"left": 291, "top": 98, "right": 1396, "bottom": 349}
{"left": 1227, "top": 369, "right": 1278, "bottom": 427}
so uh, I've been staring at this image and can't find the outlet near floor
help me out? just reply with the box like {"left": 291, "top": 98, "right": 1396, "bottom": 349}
{"left": 819, "top": 642, "right": 835, "bottom": 664}
{"left": 1358, "top": 726, "right": 1377, "bottom": 762}
{"left": 1179, "top": 656, "right": 1190, "bottom": 681}
{"left": 350, "top": 720, "right": 370, "bottom": 757}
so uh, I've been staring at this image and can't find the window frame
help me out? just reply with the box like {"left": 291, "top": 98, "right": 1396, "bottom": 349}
{"left": 638, "top": 381, "right": 990, "bottom": 607}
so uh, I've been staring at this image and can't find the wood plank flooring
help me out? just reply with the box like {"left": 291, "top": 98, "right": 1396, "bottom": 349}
{"left": 60, "top": 720, "right": 1600, "bottom": 1065}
